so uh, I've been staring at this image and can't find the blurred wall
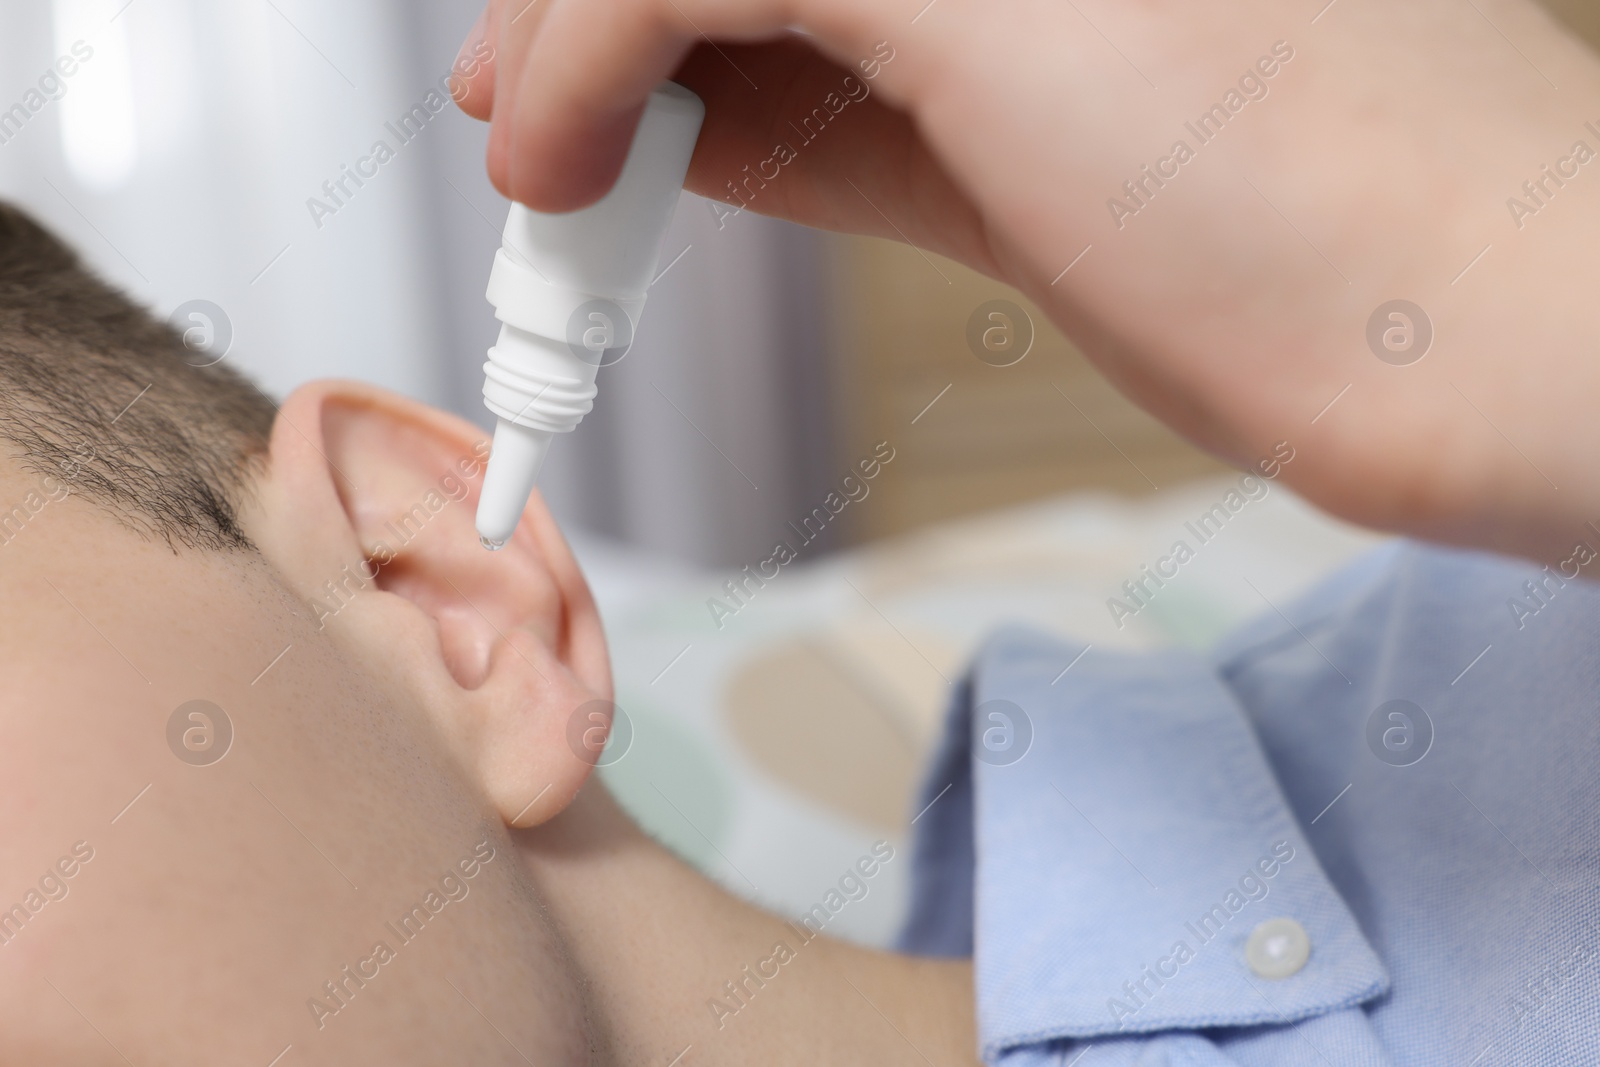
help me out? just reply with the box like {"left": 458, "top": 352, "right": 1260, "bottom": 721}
{"left": 0, "top": 0, "right": 446, "bottom": 403}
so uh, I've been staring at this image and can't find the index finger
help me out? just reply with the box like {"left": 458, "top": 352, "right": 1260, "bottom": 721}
{"left": 492, "top": 0, "right": 885, "bottom": 211}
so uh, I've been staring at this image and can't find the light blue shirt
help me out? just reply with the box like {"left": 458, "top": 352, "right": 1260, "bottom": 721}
{"left": 901, "top": 541, "right": 1600, "bottom": 1066}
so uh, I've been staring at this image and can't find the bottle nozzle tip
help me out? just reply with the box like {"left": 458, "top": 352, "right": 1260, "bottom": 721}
{"left": 474, "top": 419, "right": 554, "bottom": 550}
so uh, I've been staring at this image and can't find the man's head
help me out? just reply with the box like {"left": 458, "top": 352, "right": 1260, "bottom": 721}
{"left": 0, "top": 204, "right": 610, "bottom": 1062}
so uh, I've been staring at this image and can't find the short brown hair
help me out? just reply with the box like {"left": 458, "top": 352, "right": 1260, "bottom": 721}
{"left": 0, "top": 202, "right": 276, "bottom": 550}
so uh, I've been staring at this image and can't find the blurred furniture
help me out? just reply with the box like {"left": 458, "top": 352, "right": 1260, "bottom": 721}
{"left": 824, "top": 236, "right": 1226, "bottom": 541}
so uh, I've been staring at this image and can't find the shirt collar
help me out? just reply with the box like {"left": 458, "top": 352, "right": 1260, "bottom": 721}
{"left": 963, "top": 626, "right": 1389, "bottom": 1056}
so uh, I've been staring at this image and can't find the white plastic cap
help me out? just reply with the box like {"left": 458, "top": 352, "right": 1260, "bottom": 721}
{"left": 475, "top": 83, "right": 705, "bottom": 549}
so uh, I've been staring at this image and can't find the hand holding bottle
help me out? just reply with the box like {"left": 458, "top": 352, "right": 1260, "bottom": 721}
{"left": 455, "top": 0, "right": 1600, "bottom": 565}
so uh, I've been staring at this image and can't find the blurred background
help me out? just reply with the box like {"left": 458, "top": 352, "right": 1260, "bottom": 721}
{"left": 2, "top": 0, "right": 1590, "bottom": 945}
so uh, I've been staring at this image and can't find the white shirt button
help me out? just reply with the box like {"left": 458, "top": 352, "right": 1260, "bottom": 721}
{"left": 1245, "top": 917, "right": 1311, "bottom": 979}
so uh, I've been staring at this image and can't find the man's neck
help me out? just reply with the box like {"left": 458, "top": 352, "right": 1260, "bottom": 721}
{"left": 511, "top": 783, "right": 978, "bottom": 1065}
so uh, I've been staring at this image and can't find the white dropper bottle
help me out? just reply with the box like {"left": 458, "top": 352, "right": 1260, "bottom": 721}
{"left": 474, "top": 82, "right": 705, "bottom": 549}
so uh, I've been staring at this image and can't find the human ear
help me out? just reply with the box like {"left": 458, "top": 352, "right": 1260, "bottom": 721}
{"left": 243, "top": 379, "right": 612, "bottom": 827}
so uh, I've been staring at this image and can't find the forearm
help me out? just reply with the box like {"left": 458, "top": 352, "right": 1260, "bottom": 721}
{"left": 512, "top": 783, "right": 978, "bottom": 1066}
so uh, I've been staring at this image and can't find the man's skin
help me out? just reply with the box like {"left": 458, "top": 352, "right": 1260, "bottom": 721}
{"left": 456, "top": 0, "right": 1600, "bottom": 565}
{"left": 0, "top": 380, "right": 974, "bottom": 1065}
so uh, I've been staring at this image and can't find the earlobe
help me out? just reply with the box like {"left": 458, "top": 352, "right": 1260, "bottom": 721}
{"left": 245, "top": 380, "right": 612, "bottom": 827}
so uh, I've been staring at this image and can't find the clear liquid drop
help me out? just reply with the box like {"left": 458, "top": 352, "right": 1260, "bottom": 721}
{"left": 479, "top": 534, "right": 507, "bottom": 552}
